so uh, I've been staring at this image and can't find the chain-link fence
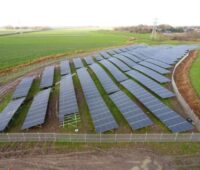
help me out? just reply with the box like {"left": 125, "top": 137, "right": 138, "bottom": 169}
{"left": 0, "top": 133, "right": 199, "bottom": 143}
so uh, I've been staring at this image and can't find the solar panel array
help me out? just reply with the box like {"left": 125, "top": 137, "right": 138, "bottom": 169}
{"left": 22, "top": 88, "right": 51, "bottom": 129}
{"left": 73, "top": 58, "right": 84, "bottom": 69}
{"left": 132, "top": 65, "right": 170, "bottom": 83}
{"left": 0, "top": 44, "right": 197, "bottom": 133}
{"left": 99, "top": 60, "right": 128, "bottom": 82}
{"left": 12, "top": 76, "right": 35, "bottom": 99}
{"left": 110, "top": 91, "right": 153, "bottom": 130}
{"left": 139, "top": 61, "right": 170, "bottom": 74}
{"left": 95, "top": 54, "right": 104, "bottom": 61}
{"left": 0, "top": 98, "right": 25, "bottom": 131}
{"left": 112, "top": 49, "right": 123, "bottom": 54}
{"left": 77, "top": 68, "right": 118, "bottom": 133}
{"left": 145, "top": 59, "right": 172, "bottom": 69}
{"left": 121, "top": 79, "right": 193, "bottom": 132}
{"left": 113, "top": 54, "right": 137, "bottom": 68}
{"left": 60, "top": 60, "right": 71, "bottom": 76}
{"left": 84, "top": 56, "right": 94, "bottom": 65}
{"left": 128, "top": 51, "right": 147, "bottom": 60}
{"left": 127, "top": 70, "right": 174, "bottom": 99}
{"left": 99, "top": 51, "right": 111, "bottom": 59}
{"left": 108, "top": 58, "right": 131, "bottom": 72}
{"left": 90, "top": 63, "right": 119, "bottom": 94}
{"left": 121, "top": 53, "right": 142, "bottom": 63}
{"left": 40, "top": 66, "right": 55, "bottom": 89}
{"left": 106, "top": 50, "right": 116, "bottom": 55}
{"left": 59, "top": 75, "right": 79, "bottom": 122}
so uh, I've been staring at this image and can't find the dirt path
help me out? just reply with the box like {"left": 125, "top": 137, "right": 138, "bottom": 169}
{"left": 174, "top": 50, "right": 200, "bottom": 118}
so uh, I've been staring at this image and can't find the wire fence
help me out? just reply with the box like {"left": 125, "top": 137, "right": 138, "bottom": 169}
{"left": 0, "top": 133, "right": 200, "bottom": 143}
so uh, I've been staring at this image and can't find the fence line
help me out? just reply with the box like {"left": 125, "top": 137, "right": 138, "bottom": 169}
{"left": 0, "top": 133, "right": 200, "bottom": 142}
{"left": 172, "top": 52, "right": 200, "bottom": 131}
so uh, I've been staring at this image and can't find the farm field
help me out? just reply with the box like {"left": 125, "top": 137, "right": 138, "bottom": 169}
{"left": 0, "top": 28, "right": 193, "bottom": 71}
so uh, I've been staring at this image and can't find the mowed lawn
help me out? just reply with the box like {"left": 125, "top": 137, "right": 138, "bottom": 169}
{"left": 190, "top": 52, "right": 200, "bottom": 97}
{"left": 0, "top": 29, "right": 142, "bottom": 70}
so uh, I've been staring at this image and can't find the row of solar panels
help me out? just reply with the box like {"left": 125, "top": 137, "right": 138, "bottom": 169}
{"left": 0, "top": 44, "right": 197, "bottom": 132}
{"left": 0, "top": 75, "right": 36, "bottom": 131}
{"left": 0, "top": 64, "right": 56, "bottom": 131}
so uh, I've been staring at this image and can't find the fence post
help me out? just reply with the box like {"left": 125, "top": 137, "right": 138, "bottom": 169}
{"left": 145, "top": 133, "right": 147, "bottom": 142}
{"left": 174, "top": 133, "right": 178, "bottom": 141}
{"left": 22, "top": 133, "right": 25, "bottom": 141}
{"left": 70, "top": 133, "right": 72, "bottom": 143}
{"left": 100, "top": 133, "right": 101, "bottom": 143}
{"left": 159, "top": 133, "right": 163, "bottom": 142}
{"left": 85, "top": 134, "right": 87, "bottom": 143}
{"left": 37, "top": 133, "right": 41, "bottom": 142}
{"left": 7, "top": 133, "right": 10, "bottom": 142}
{"left": 129, "top": 133, "right": 132, "bottom": 142}
{"left": 115, "top": 134, "right": 117, "bottom": 142}
{"left": 54, "top": 133, "right": 56, "bottom": 142}
{"left": 190, "top": 132, "right": 194, "bottom": 141}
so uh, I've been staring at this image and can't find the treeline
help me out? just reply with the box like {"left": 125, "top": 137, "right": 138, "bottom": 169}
{"left": 114, "top": 24, "right": 200, "bottom": 33}
{"left": 2, "top": 26, "right": 51, "bottom": 30}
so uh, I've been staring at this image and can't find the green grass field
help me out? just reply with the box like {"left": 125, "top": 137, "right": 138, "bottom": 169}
{"left": 190, "top": 52, "right": 200, "bottom": 97}
{"left": 0, "top": 28, "right": 192, "bottom": 71}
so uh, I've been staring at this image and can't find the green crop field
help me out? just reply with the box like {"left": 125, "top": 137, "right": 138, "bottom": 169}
{"left": 190, "top": 52, "right": 200, "bottom": 97}
{"left": 0, "top": 28, "right": 189, "bottom": 71}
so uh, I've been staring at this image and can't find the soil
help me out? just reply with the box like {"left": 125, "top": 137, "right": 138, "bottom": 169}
{"left": 0, "top": 145, "right": 167, "bottom": 170}
{"left": 0, "top": 143, "right": 200, "bottom": 170}
{"left": 174, "top": 51, "right": 200, "bottom": 118}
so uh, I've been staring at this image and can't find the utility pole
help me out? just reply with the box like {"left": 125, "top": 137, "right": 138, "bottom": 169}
{"left": 151, "top": 18, "right": 157, "bottom": 39}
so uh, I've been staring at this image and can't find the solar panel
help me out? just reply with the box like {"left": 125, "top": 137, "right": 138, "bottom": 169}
{"left": 112, "top": 49, "right": 123, "bottom": 54}
{"left": 145, "top": 59, "right": 172, "bottom": 69}
{"left": 12, "top": 76, "right": 35, "bottom": 99}
{"left": 139, "top": 61, "right": 170, "bottom": 74}
{"left": 126, "top": 70, "right": 174, "bottom": 99}
{"left": 106, "top": 50, "right": 116, "bottom": 55}
{"left": 73, "top": 58, "right": 84, "bottom": 69}
{"left": 133, "top": 51, "right": 150, "bottom": 60}
{"left": 121, "top": 80, "right": 193, "bottom": 132}
{"left": 0, "top": 97, "right": 25, "bottom": 131}
{"left": 113, "top": 54, "right": 137, "bottom": 68}
{"left": 59, "top": 75, "right": 79, "bottom": 122}
{"left": 110, "top": 91, "right": 153, "bottom": 130}
{"left": 21, "top": 88, "right": 51, "bottom": 130}
{"left": 90, "top": 63, "right": 119, "bottom": 94}
{"left": 99, "top": 51, "right": 111, "bottom": 59}
{"left": 95, "top": 54, "right": 104, "bottom": 61}
{"left": 40, "top": 66, "right": 55, "bottom": 89}
{"left": 128, "top": 51, "right": 147, "bottom": 60}
{"left": 120, "top": 52, "right": 142, "bottom": 63}
{"left": 108, "top": 58, "right": 131, "bottom": 72}
{"left": 118, "top": 48, "right": 128, "bottom": 52}
{"left": 132, "top": 65, "right": 171, "bottom": 83}
{"left": 60, "top": 60, "right": 71, "bottom": 76}
{"left": 77, "top": 68, "right": 118, "bottom": 133}
{"left": 84, "top": 56, "right": 94, "bottom": 65}
{"left": 99, "top": 60, "right": 128, "bottom": 82}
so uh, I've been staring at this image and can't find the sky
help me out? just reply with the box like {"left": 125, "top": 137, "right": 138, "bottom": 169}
{"left": 0, "top": 0, "right": 199, "bottom": 27}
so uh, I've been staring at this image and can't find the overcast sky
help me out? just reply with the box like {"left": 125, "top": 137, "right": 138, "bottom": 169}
{"left": 0, "top": 0, "right": 199, "bottom": 27}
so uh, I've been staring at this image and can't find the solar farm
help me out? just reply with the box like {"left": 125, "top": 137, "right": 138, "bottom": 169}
{"left": 0, "top": 44, "right": 198, "bottom": 134}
